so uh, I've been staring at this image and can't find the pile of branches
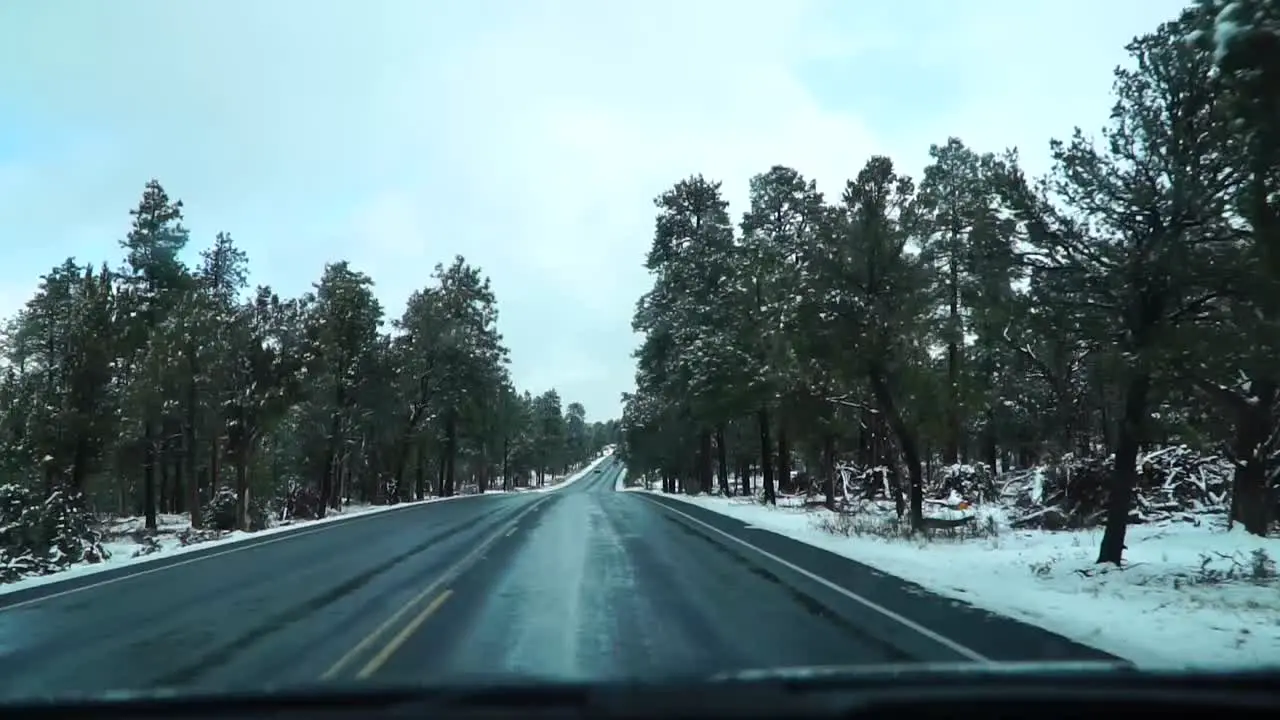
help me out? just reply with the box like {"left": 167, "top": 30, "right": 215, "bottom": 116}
{"left": 1003, "top": 445, "right": 1233, "bottom": 530}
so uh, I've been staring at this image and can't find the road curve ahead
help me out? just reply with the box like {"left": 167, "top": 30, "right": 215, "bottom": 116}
{"left": 0, "top": 457, "right": 1115, "bottom": 699}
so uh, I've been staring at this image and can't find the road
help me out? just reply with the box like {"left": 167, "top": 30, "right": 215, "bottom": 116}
{"left": 0, "top": 456, "right": 1116, "bottom": 699}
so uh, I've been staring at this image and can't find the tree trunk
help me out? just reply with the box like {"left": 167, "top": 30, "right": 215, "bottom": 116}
{"left": 235, "top": 444, "right": 251, "bottom": 531}
{"left": 185, "top": 389, "right": 201, "bottom": 528}
{"left": 414, "top": 442, "right": 427, "bottom": 500}
{"left": 946, "top": 254, "right": 962, "bottom": 465}
{"left": 1097, "top": 371, "right": 1150, "bottom": 565}
{"left": 143, "top": 419, "right": 158, "bottom": 531}
{"left": 317, "top": 413, "right": 341, "bottom": 518}
{"left": 868, "top": 364, "right": 923, "bottom": 530}
{"left": 857, "top": 407, "right": 873, "bottom": 467}
{"left": 822, "top": 433, "right": 836, "bottom": 509}
{"left": 502, "top": 435, "right": 511, "bottom": 492}
{"left": 697, "top": 428, "right": 713, "bottom": 495}
{"left": 776, "top": 422, "right": 791, "bottom": 494}
{"left": 443, "top": 410, "right": 458, "bottom": 497}
{"left": 984, "top": 406, "right": 998, "bottom": 478}
{"left": 70, "top": 434, "right": 90, "bottom": 495}
{"left": 757, "top": 406, "right": 776, "bottom": 504}
{"left": 715, "top": 424, "right": 729, "bottom": 495}
{"left": 1231, "top": 379, "right": 1276, "bottom": 536}
{"left": 209, "top": 434, "right": 222, "bottom": 507}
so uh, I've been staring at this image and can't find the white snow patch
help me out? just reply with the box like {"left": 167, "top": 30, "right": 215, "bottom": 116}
{"left": 643, "top": 490, "right": 1280, "bottom": 670}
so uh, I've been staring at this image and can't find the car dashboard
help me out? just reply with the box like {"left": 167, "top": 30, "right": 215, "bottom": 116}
{"left": 1, "top": 663, "right": 1275, "bottom": 720}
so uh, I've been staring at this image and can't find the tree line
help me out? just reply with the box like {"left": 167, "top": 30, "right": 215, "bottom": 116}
{"left": 0, "top": 180, "right": 619, "bottom": 535}
{"left": 619, "top": 0, "right": 1278, "bottom": 563}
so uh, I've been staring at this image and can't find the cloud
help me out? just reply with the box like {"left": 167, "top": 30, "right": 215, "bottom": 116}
{"left": 0, "top": 0, "right": 1189, "bottom": 420}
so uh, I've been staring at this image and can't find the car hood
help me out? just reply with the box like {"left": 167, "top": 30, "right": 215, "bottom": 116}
{"left": 14, "top": 659, "right": 1278, "bottom": 709}
{"left": 709, "top": 659, "right": 1138, "bottom": 682}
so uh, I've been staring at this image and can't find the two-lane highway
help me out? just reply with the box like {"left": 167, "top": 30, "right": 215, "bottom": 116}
{"left": 369, "top": 461, "right": 930, "bottom": 684}
{"left": 0, "top": 456, "right": 1115, "bottom": 699}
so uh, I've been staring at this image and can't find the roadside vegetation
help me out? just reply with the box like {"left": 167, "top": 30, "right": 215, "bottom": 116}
{"left": 619, "top": 0, "right": 1280, "bottom": 563}
{"left": 0, "top": 183, "right": 619, "bottom": 581}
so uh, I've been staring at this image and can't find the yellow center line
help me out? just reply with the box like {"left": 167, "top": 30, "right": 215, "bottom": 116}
{"left": 322, "top": 577, "right": 447, "bottom": 679}
{"left": 321, "top": 497, "right": 543, "bottom": 679}
{"left": 356, "top": 589, "right": 452, "bottom": 678}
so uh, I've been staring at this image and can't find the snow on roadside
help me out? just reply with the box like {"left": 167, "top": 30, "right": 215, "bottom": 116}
{"left": 614, "top": 466, "right": 628, "bottom": 491}
{"left": 643, "top": 489, "right": 1280, "bottom": 670}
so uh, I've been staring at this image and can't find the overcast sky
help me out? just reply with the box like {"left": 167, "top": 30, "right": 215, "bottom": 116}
{"left": 0, "top": 0, "right": 1188, "bottom": 422}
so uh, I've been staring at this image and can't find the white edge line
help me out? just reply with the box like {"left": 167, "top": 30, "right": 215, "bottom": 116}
{"left": 0, "top": 493, "right": 510, "bottom": 613}
{"left": 639, "top": 495, "right": 992, "bottom": 664}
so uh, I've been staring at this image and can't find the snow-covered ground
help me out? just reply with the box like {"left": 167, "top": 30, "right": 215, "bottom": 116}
{"left": 1, "top": 450, "right": 613, "bottom": 597}
{"left": 629, "top": 484, "right": 1280, "bottom": 669}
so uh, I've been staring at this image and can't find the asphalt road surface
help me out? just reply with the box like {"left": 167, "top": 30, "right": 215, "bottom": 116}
{"left": 0, "top": 456, "right": 1116, "bottom": 699}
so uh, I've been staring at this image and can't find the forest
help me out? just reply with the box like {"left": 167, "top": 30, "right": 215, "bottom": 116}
{"left": 618, "top": 0, "right": 1279, "bottom": 563}
{"left": 0, "top": 180, "right": 618, "bottom": 579}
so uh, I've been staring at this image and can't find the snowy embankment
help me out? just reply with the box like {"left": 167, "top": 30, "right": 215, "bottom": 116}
{"left": 1, "top": 449, "right": 613, "bottom": 597}
{"left": 626, "top": 448, "right": 1280, "bottom": 669}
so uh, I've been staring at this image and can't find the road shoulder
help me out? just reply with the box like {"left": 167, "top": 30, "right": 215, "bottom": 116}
{"left": 634, "top": 492, "right": 1121, "bottom": 664}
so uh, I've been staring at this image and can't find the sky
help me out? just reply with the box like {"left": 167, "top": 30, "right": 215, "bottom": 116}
{"left": 0, "top": 0, "right": 1191, "bottom": 422}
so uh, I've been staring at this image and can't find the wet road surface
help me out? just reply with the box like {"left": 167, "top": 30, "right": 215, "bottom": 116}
{"left": 0, "top": 456, "right": 1114, "bottom": 699}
